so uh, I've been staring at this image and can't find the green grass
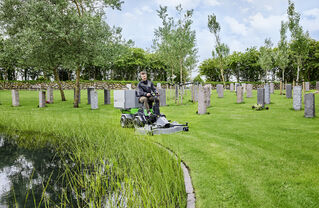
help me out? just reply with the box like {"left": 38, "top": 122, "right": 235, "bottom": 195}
{"left": 1, "top": 88, "right": 319, "bottom": 207}
{"left": 156, "top": 89, "right": 319, "bottom": 207}
{"left": 0, "top": 90, "right": 186, "bottom": 207}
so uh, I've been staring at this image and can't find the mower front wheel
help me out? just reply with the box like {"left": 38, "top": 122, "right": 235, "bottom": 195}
{"left": 120, "top": 115, "right": 128, "bottom": 128}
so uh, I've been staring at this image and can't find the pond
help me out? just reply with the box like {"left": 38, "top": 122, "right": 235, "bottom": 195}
{"left": 0, "top": 134, "right": 68, "bottom": 207}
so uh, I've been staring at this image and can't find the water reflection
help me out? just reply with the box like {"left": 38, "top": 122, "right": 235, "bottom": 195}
{"left": 0, "top": 135, "right": 64, "bottom": 207}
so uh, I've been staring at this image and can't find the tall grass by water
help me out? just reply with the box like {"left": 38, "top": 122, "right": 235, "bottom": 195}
{"left": 0, "top": 90, "right": 186, "bottom": 207}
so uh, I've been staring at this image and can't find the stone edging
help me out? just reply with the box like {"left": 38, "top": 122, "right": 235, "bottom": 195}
{"left": 153, "top": 142, "right": 196, "bottom": 208}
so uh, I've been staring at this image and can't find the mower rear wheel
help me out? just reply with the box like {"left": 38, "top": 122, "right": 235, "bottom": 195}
{"left": 120, "top": 115, "right": 127, "bottom": 128}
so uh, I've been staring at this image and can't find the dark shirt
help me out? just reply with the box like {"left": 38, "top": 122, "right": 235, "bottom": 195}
{"left": 137, "top": 80, "right": 157, "bottom": 97}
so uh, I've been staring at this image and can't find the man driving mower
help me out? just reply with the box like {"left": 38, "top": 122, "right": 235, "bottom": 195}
{"left": 137, "top": 71, "right": 160, "bottom": 115}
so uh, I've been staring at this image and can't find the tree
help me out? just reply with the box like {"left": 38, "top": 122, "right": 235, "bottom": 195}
{"left": 199, "top": 58, "right": 221, "bottom": 81}
{"left": 287, "top": 0, "right": 310, "bottom": 83}
{"left": 153, "top": 5, "right": 197, "bottom": 104}
{"left": 153, "top": 5, "right": 197, "bottom": 84}
{"left": 303, "top": 39, "right": 319, "bottom": 81}
{"left": 0, "top": 0, "right": 123, "bottom": 107}
{"left": 208, "top": 14, "right": 229, "bottom": 87}
{"left": 258, "top": 38, "right": 274, "bottom": 82}
{"left": 276, "top": 21, "right": 290, "bottom": 84}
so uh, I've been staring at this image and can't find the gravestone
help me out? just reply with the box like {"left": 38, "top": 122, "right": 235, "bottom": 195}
{"left": 235, "top": 83, "right": 240, "bottom": 92}
{"left": 257, "top": 88, "right": 265, "bottom": 107}
{"left": 191, "top": 85, "right": 194, "bottom": 102}
{"left": 156, "top": 83, "right": 161, "bottom": 89}
{"left": 194, "top": 85, "right": 199, "bottom": 102}
{"left": 246, "top": 84, "right": 253, "bottom": 98}
{"left": 304, "top": 93, "right": 315, "bottom": 118}
{"left": 104, "top": 89, "right": 111, "bottom": 105}
{"left": 87, "top": 87, "right": 94, "bottom": 104}
{"left": 46, "top": 87, "right": 54, "bottom": 104}
{"left": 237, "top": 86, "right": 243, "bottom": 103}
{"left": 230, "top": 83, "right": 234, "bottom": 92}
{"left": 198, "top": 86, "right": 207, "bottom": 114}
{"left": 216, "top": 84, "right": 224, "bottom": 98}
{"left": 264, "top": 84, "right": 270, "bottom": 104}
{"left": 305, "top": 82, "right": 310, "bottom": 91}
{"left": 90, "top": 90, "right": 98, "bottom": 110}
{"left": 270, "top": 83, "right": 274, "bottom": 94}
{"left": 11, "top": 90, "right": 19, "bottom": 107}
{"left": 286, "top": 84, "right": 292, "bottom": 98}
{"left": 242, "top": 83, "right": 246, "bottom": 94}
{"left": 293, "top": 86, "right": 302, "bottom": 111}
{"left": 126, "top": 84, "right": 132, "bottom": 90}
{"left": 158, "top": 89, "right": 166, "bottom": 106}
{"left": 74, "top": 88, "right": 81, "bottom": 103}
{"left": 39, "top": 91, "right": 46, "bottom": 108}
{"left": 316, "top": 82, "right": 319, "bottom": 91}
{"left": 204, "top": 85, "right": 211, "bottom": 107}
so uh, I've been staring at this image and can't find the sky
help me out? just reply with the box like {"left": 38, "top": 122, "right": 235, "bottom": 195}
{"left": 105, "top": 0, "right": 319, "bottom": 77}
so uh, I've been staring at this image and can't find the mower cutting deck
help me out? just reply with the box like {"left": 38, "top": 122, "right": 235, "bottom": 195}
{"left": 114, "top": 90, "right": 189, "bottom": 135}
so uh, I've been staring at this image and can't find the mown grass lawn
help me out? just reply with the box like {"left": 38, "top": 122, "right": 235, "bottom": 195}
{"left": 0, "top": 88, "right": 319, "bottom": 208}
{"left": 156, "top": 89, "right": 319, "bottom": 207}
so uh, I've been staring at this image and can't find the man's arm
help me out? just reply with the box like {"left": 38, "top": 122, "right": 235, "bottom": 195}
{"left": 137, "top": 82, "right": 147, "bottom": 97}
{"left": 151, "top": 82, "right": 158, "bottom": 94}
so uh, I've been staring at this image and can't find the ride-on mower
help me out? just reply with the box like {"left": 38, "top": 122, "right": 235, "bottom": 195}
{"left": 114, "top": 90, "right": 189, "bottom": 135}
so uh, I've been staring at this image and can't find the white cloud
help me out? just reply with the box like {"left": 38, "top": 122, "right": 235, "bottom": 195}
{"left": 244, "top": 0, "right": 254, "bottom": 3}
{"left": 203, "top": 0, "right": 221, "bottom": 7}
{"left": 265, "top": 5, "right": 273, "bottom": 11}
{"left": 224, "top": 16, "right": 248, "bottom": 36}
{"left": 248, "top": 12, "right": 286, "bottom": 32}
{"left": 302, "top": 8, "right": 319, "bottom": 32}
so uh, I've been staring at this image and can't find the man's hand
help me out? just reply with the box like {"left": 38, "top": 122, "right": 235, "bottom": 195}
{"left": 147, "top": 93, "right": 151, "bottom": 97}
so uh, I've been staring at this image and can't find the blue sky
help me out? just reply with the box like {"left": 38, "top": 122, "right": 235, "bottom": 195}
{"left": 105, "top": 0, "right": 319, "bottom": 76}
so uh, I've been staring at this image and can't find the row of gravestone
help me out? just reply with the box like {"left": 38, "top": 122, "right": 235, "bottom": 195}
{"left": 11, "top": 88, "right": 111, "bottom": 110}
{"left": 10, "top": 87, "right": 167, "bottom": 109}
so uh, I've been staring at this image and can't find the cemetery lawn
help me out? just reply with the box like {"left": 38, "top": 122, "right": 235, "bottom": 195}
{"left": 155, "top": 89, "right": 319, "bottom": 208}
{"left": 1, "top": 89, "right": 319, "bottom": 208}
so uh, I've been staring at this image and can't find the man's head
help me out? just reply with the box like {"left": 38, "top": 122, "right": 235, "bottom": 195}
{"left": 140, "top": 71, "right": 147, "bottom": 81}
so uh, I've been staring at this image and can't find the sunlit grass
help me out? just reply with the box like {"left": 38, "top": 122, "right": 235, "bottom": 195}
{"left": 0, "top": 89, "right": 186, "bottom": 207}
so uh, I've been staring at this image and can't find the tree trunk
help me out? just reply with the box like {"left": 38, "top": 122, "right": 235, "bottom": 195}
{"left": 280, "top": 81, "right": 283, "bottom": 95}
{"left": 74, "top": 68, "right": 81, "bottom": 108}
{"left": 53, "top": 68, "right": 66, "bottom": 101}
{"left": 296, "top": 58, "right": 300, "bottom": 83}
{"left": 179, "top": 59, "right": 183, "bottom": 104}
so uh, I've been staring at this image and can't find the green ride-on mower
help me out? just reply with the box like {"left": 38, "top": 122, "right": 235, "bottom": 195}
{"left": 114, "top": 90, "right": 189, "bottom": 135}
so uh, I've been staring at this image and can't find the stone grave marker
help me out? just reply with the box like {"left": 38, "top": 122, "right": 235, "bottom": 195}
{"left": 46, "top": 87, "right": 54, "bottom": 104}
{"left": 230, "top": 83, "right": 234, "bottom": 92}
{"left": 305, "top": 82, "right": 310, "bottom": 91}
{"left": 104, "top": 89, "right": 111, "bottom": 105}
{"left": 293, "top": 86, "right": 302, "bottom": 110}
{"left": 198, "top": 86, "right": 207, "bottom": 114}
{"left": 87, "top": 87, "right": 94, "bottom": 104}
{"left": 316, "top": 82, "right": 319, "bottom": 91}
{"left": 304, "top": 93, "right": 315, "bottom": 118}
{"left": 237, "top": 86, "right": 243, "bottom": 103}
{"left": 270, "top": 83, "right": 274, "bottom": 94}
{"left": 194, "top": 85, "right": 199, "bottom": 102}
{"left": 204, "top": 85, "right": 211, "bottom": 107}
{"left": 90, "top": 90, "right": 98, "bottom": 110}
{"left": 216, "top": 84, "right": 224, "bottom": 98}
{"left": 158, "top": 89, "right": 167, "bottom": 106}
{"left": 235, "top": 83, "right": 240, "bottom": 92}
{"left": 264, "top": 84, "right": 270, "bottom": 104}
{"left": 156, "top": 83, "right": 161, "bottom": 89}
{"left": 257, "top": 88, "right": 265, "bottom": 107}
{"left": 286, "top": 84, "right": 292, "bottom": 98}
{"left": 242, "top": 83, "right": 246, "bottom": 94}
{"left": 246, "top": 84, "right": 253, "bottom": 98}
{"left": 11, "top": 90, "right": 19, "bottom": 107}
{"left": 39, "top": 91, "right": 46, "bottom": 108}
